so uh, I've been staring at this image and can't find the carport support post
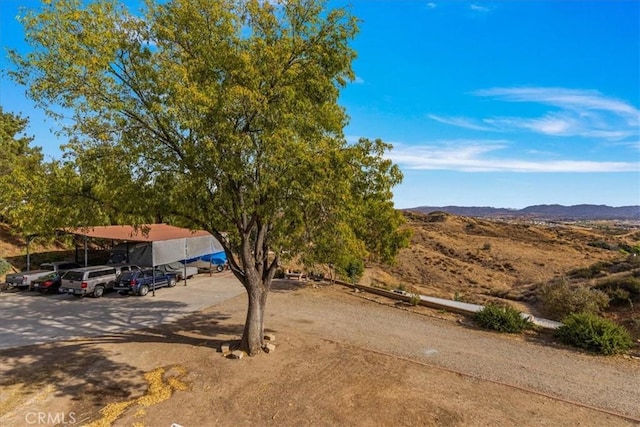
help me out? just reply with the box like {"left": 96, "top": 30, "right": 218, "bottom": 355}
{"left": 25, "top": 234, "right": 38, "bottom": 272}
{"left": 152, "top": 265, "right": 156, "bottom": 296}
{"left": 184, "top": 240, "right": 188, "bottom": 286}
{"left": 26, "top": 238, "right": 30, "bottom": 272}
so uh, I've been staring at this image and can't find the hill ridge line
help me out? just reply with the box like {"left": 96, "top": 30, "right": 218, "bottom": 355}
{"left": 406, "top": 204, "right": 640, "bottom": 220}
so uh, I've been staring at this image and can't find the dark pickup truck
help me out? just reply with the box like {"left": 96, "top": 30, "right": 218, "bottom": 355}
{"left": 113, "top": 268, "right": 177, "bottom": 296}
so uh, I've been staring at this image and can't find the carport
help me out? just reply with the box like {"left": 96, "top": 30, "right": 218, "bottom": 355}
{"left": 66, "top": 224, "right": 225, "bottom": 271}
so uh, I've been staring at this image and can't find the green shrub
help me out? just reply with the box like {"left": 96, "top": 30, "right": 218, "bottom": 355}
{"left": 587, "top": 241, "right": 613, "bottom": 250}
{"left": 568, "top": 262, "right": 611, "bottom": 279}
{"left": 475, "top": 303, "right": 533, "bottom": 333}
{"left": 408, "top": 293, "right": 421, "bottom": 306}
{"left": 619, "top": 244, "right": 640, "bottom": 255}
{"left": 603, "top": 287, "right": 632, "bottom": 307}
{"left": 538, "top": 281, "right": 609, "bottom": 319}
{"left": 0, "top": 258, "right": 12, "bottom": 276}
{"left": 344, "top": 259, "right": 364, "bottom": 283}
{"left": 556, "top": 312, "right": 634, "bottom": 355}
{"left": 595, "top": 277, "right": 640, "bottom": 304}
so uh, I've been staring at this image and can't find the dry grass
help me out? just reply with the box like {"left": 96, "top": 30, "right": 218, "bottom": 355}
{"left": 365, "top": 212, "right": 639, "bottom": 330}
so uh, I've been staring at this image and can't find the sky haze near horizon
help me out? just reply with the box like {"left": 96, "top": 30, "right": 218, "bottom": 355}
{"left": 1, "top": 0, "right": 639, "bottom": 209}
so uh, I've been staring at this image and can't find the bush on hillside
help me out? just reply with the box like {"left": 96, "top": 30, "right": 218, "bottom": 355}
{"left": 587, "top": 241, "right": 613, "bottom": 251}
{"left": 344, "top": 259, "right": 364, "bottom": 283}
{"left": 537, "top": 281, "right": 609, "bottom": 319}
{"left": 568, "top": 262, "right": 612, "bottom": 279}
{"left": 0, "top": 258, "right": 11, "bottom": 276}
{"left": 595, "top": 277, "right": 640, "bottom": 306}
{"left": 475, "top": 303, "right": 533, "bottom": 333}
{"left": 408, "top": 293, "right": 421, "bottom": 306}
{"left": 556, "top": 312, "right": 633, "bottom": 355}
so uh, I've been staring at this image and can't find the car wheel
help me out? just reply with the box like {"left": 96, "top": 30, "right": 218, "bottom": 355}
{"left": 216, "top": 265, "right": 224, "bottom": 272}
{"left": 138, "top": 285, "right": 149, "bottom": 296}
{"left": 168, "top": 277, "right": 177, "bottom": 288}
{"left": 93, "top": 285, "right": 105, "bottom": 298}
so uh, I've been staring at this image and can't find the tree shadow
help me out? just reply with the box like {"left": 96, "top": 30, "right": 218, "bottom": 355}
{"left": 270, "top": 278, "right": 328, "bottom": 292}
{"left": 0, "top": 308, "right": 244, "bottom": 415}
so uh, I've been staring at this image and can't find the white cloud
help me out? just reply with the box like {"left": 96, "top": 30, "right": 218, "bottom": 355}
{"left": 387, "top": 141, "right": 639, "bottom": 173}
{"left": 427, "top": 2, "right": 437, "bottom": 9}
{"left": 429, "top": 114, "right": 495, "bottom": 131}
{"left": 434, "top": 87, "right": 640, "bottom": 141}
{"left": 353, "top": 76, "right": 365, "bottom": 84}
{"left": 474, "top": 87, "right": 639, "bottom": 121}
{"left": 470, "top": 4, "right": 490, "bottom": 12}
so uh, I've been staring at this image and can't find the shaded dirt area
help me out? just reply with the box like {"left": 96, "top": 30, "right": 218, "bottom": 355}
{"left": 1, "top": 281, "right": 638, "bottom": 426}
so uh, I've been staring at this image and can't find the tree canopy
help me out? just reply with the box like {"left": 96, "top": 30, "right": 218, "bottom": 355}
{"left": 9, "top": 0, "right": 410, "bottom": 354}
{"left": 0, "top": 107, "right": 124, "bottom": 237}
{"left": 0, "top": 107, "right": 48, "bottom": 233}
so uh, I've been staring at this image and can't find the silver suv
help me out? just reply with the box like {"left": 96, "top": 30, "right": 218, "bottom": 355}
{"left": 60, "top": 265, "right": 140, "bottom": 298}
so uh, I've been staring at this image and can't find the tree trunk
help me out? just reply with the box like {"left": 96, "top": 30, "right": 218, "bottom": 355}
{"left": 239, "top": 280, "right": 268, "bottom": 355}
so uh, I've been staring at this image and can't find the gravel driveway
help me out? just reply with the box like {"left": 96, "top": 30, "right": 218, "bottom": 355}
{"left": 1, "top": 277, "right": 638, "bottom": 423}
{"left": 264, "top": 283, "right": 640, "bottom": 421}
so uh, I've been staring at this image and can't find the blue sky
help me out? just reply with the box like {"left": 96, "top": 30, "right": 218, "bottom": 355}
{"left": 2, "top": 0, "right": 639, "bottom": 209}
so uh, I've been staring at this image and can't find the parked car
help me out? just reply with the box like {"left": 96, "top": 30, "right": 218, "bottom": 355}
{"left": 32, "top": 272, "right": 63, "bottom": 294}
{"left": 6, "top": 261, "right": 81, "bottom": 290}
{"left": 60, "top": 264, "right": 141, "bottom": 298}
{"left": 114, "top": 268, "right": 177, "bottom": 296}
{"left": 157, "top": 262, "right": 198, "bottom": 281}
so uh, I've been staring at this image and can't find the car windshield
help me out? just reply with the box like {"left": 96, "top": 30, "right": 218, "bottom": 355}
{"left": 41, "top": 272, "right": 59, "bottom": 280}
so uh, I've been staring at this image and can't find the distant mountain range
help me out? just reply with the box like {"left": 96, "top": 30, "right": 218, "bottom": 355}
{"left": 406, "top": 204, "right": 640, "bottom": 221}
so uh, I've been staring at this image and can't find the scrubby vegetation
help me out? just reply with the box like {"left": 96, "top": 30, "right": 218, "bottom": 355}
{"left": 0, "top": 258, "right": 11, "bottom": 275}
{"left": 537, "top": 281, "right": 609, "bottom": 319}
{"left": 475, "top": 303, "right": 533, "bottom": 333}
{"left": 595, "top": 277, "right": 640, "bottom": 307}
{"left": 408, "top": 293, "right": 421, "bottom": 306}
{"left": 556, "top": 312, "right": 634, "bottom": 355}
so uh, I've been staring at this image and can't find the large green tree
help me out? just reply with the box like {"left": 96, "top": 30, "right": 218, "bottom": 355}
{"left": 0, "top": 108, "right": 62, "bottom": 236}
{"left": 10, "top": 0, "right": 409, "bottom": 354}
{"left": 0, "top": 107, "right": 127, "bottom": 237}
{"left": 0, "top": 108, "right": 41, "bottom": 226}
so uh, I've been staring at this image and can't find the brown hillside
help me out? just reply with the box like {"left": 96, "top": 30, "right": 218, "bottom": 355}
{"left": 0, "top": 224, "right": 73, "bottom": 280}
{"left": 364, "top": 211, "right": 637, "bottom": 311}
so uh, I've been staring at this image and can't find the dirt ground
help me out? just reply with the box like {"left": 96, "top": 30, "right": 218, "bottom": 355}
{"left": 1, "top": 279, "right": 639, "bottom": 427}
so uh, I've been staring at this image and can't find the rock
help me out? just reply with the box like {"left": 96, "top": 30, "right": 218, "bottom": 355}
{"left": 221, "top": 344, "right": 230, "bottom": 353}
{"left": 264, "top": 334, "right": 276, "bottom": 342}
{"left": 264, "top": 343, "right": 276, "bottom": 353}
{"left": 230, "top": 350, "right": 244, "bottom": 359}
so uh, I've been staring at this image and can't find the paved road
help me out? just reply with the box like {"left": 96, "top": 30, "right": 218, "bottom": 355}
{"left": 0, "top": 272, "right": 245, "bottom": 349}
